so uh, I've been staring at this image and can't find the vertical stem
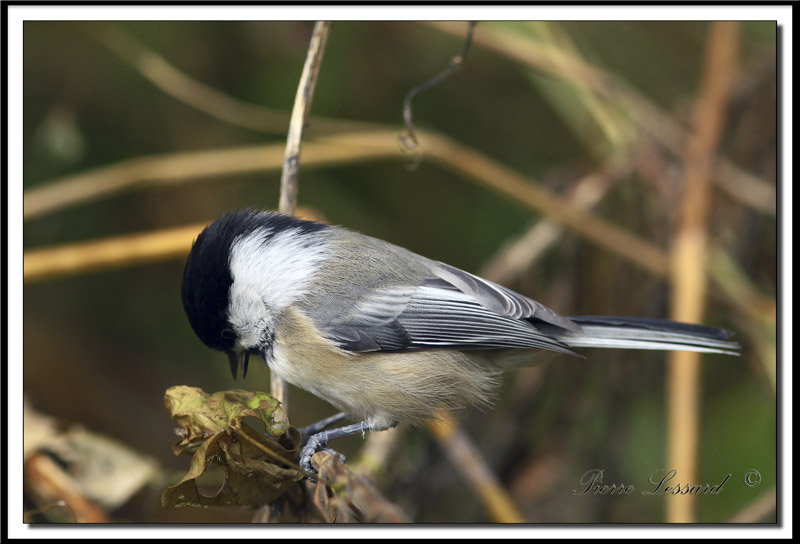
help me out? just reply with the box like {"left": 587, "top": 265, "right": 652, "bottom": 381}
{"left": 273, "top": 21, "right": 332, "bottom": 418}
{"left": 279, "top": 21, "right": 332, "bottom": 216}
{"left": 666, "top": 21, "right": 739, "bottom": 523}
{"left": 254, "top": 21, "right": 332, "bottom": 525}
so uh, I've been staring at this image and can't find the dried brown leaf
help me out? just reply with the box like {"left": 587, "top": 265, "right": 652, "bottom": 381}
{"left": 311, "top": 451, "right": 410, "bottom": 523}
{"left": 161, "top": 386, "right": 304, "bottom": 508}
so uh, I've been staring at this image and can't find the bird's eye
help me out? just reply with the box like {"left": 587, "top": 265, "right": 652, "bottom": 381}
{"left": 221, "top": 329, "right": 236, "bottom": 341}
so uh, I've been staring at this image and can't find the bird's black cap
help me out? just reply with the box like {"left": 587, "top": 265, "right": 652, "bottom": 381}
{"left": 181, "top": 209, "right": 328, "bottom": 353}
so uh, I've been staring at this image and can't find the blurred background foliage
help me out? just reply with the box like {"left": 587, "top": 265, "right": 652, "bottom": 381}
{"left": 22, "top": 20, "right": 777, "bottom": 524}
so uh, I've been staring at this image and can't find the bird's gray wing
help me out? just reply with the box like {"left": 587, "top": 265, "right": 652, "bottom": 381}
{"left": 433, "top": 263, "right": 582, "bottom": 333}
{"left": 324, "top": 272, "right": 578, "bottom": 355}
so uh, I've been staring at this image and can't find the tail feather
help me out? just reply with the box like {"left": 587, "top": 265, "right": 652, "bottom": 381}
{"left": 551, "top": 316, "right": 740, "bottom": 355}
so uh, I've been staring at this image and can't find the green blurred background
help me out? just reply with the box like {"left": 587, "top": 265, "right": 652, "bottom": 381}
{"left": 22, "top": 20, "right": 777, "bottom": 523}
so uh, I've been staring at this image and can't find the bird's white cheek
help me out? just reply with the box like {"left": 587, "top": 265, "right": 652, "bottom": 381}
{"left": 228, "top": 287, "right": 272, "bottom": 350}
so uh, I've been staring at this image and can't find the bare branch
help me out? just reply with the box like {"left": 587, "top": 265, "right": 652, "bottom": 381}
{"left": 279, "top": 21, "right": 332, "bottom": 216}
{"left": 270, "top": 20, "right": 332, "bottom": 467}
{"left": 400, "top": 21, "right": 478, "bottom": 165}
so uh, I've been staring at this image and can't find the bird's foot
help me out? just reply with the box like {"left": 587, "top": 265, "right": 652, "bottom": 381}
{"left": 300, "top": 432, "right": 347, "bottom": 474}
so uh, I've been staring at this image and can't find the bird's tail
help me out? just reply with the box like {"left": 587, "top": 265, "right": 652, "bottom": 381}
{"left": 553, "top": 316, "right": 740, "bottom": 355}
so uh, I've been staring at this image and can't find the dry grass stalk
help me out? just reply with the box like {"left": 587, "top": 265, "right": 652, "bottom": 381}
{"left": 667, "top": 21, "right": 740, "bottom": 523}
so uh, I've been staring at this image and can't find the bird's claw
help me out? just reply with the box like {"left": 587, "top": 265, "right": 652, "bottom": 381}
{"left": 300, "top": 432, "right": 347, "bottom": 475}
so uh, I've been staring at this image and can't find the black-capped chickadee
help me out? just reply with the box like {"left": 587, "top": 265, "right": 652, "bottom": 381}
{"left": 181, "top": 209, "right": 739, "bottom": 472}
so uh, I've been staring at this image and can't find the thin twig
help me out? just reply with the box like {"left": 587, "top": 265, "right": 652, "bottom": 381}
{"left": 400, "top": 21, "right": 478, "bottom": 167}
{"left": 268, "top": 22, "right": 332, "bottom": 510}
{"left": 229, "top": 426, "right": 304, "bottom": 472}
{"left": 666, "top": 21, "right": 740, "bottom": 524}
{"left": 279, "top": 21, "right": 332, "bottom": 216}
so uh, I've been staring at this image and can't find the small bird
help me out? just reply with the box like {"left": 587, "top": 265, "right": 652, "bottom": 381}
{"left": 181, "top": 209, "right": 739, "bottom": 472}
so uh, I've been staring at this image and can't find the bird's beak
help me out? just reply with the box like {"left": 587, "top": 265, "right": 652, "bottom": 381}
{"left": 226, "top": 351, "right": 251, "bottom": 380}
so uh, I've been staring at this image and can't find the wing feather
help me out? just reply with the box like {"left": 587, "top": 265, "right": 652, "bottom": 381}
{"left": 324, "top": 278, "right": 575, "bottom": 355}
{"left": 434, "top": 263, "right": 582, "bottom": 332}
